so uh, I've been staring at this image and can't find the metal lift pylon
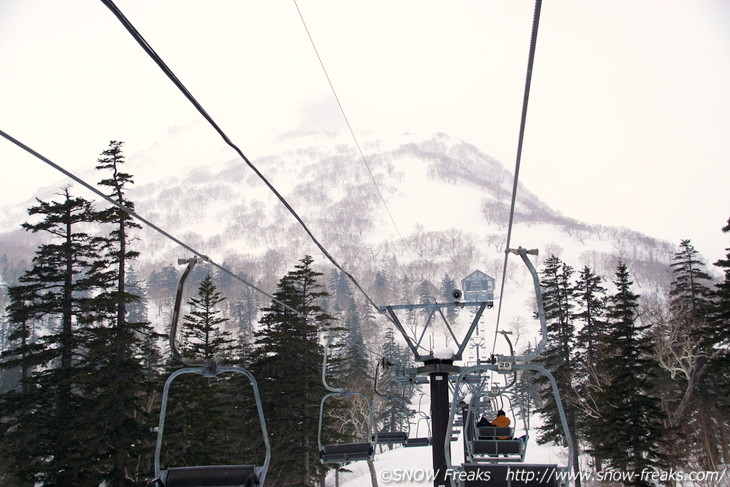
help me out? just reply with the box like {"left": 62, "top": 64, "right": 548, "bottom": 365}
{"left": 380, "top": 296, "right": 493, "bottom": 487}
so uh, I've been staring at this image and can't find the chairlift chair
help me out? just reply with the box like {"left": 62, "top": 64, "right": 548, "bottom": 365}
{"left": 151, "top": 258, "right": 271, "bottom": 487}
{"left": 152, "top": 364, "right": 271, "bottom": 487}
{"left": 317, "top": 337, "right": 377, "bottom": 464}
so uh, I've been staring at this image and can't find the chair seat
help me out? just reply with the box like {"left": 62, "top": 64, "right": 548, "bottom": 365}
{"left": 374, "top": 431, "right": 408, "bottom": 444}
{"left": 320, "top": 442, "right": 373, "bottom": 462}
{"left": 404, "top": 437, "right": 430, "bottom": 447}
{"left": 162, "top": 465, "right": 259, "bottom": 487}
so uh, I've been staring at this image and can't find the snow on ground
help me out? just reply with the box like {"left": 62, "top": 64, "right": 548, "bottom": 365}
{"left": 328, "top": 427, "right": 567, "bottom": 487}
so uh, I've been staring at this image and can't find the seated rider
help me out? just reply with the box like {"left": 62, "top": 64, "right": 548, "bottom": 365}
{"left": 491, "top": 410, "right": 511, "bottom": 439}
{"left": 476, "top": 414, "right": 491, "bottom": 427}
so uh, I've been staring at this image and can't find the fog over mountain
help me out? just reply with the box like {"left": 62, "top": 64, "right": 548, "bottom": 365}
{"left": 0, "top": 129, "right": 690, "bottom": 484}
{"left": 0, "top": 130, "right": 678, "bottom": 341}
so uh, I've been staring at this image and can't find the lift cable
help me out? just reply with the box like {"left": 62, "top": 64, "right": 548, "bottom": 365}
{"left": 99, "top": 0, "right": 384, "bottom": 316}
{"left": 491, "top": 0, "right": 543, "bottom": 356}
{"left": 7, "top": 132, "right": 396, "bottom": 367}
{"left": 1, "top": 128, "right": 392, "bottom": 363}
{"left": 293, "top": 0, "right": 414, "bottom": 262}
{"left": 0, "top": 128, "right": 302, "bottom": 318}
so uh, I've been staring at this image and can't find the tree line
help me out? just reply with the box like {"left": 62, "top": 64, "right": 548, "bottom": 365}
{"left": 2, "top": 140, "right": 727, "bottom": 487}
{"left": 525, "top": 227, "right": 730, "bottom": 487}
{"left": 0, "top": 142, "right": 417, "bottom": 486}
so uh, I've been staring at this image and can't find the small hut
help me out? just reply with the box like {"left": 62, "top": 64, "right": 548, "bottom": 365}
{"left": 461, "top": 270, "right": 496, "bottom": 302}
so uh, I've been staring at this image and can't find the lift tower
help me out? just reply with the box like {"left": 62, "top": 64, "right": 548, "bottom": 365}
{"left": 380, "top": 299, "right": 491, "bottom": 487}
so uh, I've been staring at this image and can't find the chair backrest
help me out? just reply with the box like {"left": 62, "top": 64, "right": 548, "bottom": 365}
{"left": 477, "top": 426, "right": 514, "bottom": 439}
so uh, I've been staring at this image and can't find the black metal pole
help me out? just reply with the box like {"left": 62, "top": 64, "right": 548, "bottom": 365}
{"left": 430, "top": 370, "right": 450, "bottom": 487}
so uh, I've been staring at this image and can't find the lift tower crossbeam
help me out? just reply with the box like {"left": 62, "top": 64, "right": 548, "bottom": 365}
{"left": 380, "top": 300, "right": 492, "bottom": 487}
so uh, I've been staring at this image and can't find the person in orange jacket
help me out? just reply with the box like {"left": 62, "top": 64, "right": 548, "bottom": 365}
{"left": 491, "top": 410, "right": 511, "bottom": 439}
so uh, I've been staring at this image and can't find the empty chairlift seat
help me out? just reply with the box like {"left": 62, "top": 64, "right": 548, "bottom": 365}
{"left": 152, "top": 367, "right": 271, "bottom": 487}
{"left": 373, "top": 431, "right": 431, "bottom": 448}
{"left": 404, "top": 437, "right": 431, "bottom": 447}
{"left": 158, "top": 465, "right": 260, "bottom": 487}
{"left": 374, "top": 431, "right": 408, "bottom": 445}
{"left": 320, "top": 442, "right": 374, "bottom": 463}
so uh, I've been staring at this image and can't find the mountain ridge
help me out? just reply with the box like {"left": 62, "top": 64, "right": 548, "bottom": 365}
{"left": 0, "top": 131, "right": 676, "bottom": 300}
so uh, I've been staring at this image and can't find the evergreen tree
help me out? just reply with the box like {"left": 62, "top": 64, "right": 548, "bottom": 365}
{"left": 375, "top": 328, "right": 415, "bottom": 435}
{"left": 249, "top": 256, "right": 335, "bottom": 486}
{"left": 125, "top": 266, "right": 149, "bottom": 324}
{"left": 373, "top": 269, "right": 390, "bottom": 305}
{"left": 534, "top": 255, "right": 581, "bottom": 485}
{"left": 440, "top": 273, "right": 458, "bottom": 321}
{"left": 180, "top": 274, "right": 234, "bottom": 360}
{"left": 161, "top": 274, "right": 240, "bottom": 470}
{"left": 592, "top": 263, "right": 664, "bottom": 485}
{"left": 79, "top": 140, "right": 161, "bottom": 486}
{"left": 0, "top": 188, "right": 105, "bottom": 485}
{"left": 572, "top": 266, "right": 608, "bottom": 469}
{"left": 660, "top": 239, "right": 725, "bottom": 470}
{"left": 573, "top": 266, "right": 607, "bottom": 376}
{"left": 668, "top": 240, "right": 714, "bottom": 323}
{"left": 655, "top": 240, "right": 717, "bottom": 425}
{"left": 0, "top": 283, "right": 45, "bottom": 486}
{"left": 710, "top": 218, "right": 730, "bottom": 350}
{"left": 705, "top": 218, "right": 730, "bottom": 466}
{"left": 340, "top": 296, "right": 370, "bottom": 386}
{"left": 229, "top": 276, "right": 259, "bottom": 362}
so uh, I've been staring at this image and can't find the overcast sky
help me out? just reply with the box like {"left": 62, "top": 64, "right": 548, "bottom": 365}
{"left": 1, "top": 1, "right": 729, "bottom": 266}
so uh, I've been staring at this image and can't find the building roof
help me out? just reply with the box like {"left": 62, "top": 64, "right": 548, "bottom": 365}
{"left": 462, "top": 269, "right": 495, "bottom": 282}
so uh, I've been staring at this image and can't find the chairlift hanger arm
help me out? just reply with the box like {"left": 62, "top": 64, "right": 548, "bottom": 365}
{"left": 170, "top": 257, "right": 205, "bottom": 366}
{"left": 497, "top": 247, "right": 547, "bottom": 364}
{"left": 318, "top": 335, "right": 377, "bottom": 461}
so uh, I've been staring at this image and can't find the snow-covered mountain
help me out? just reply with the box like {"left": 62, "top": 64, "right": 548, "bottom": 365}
{"left": 123, "top": 130, "right": 673, "bottom": 286}
{"left": 0, "top": 129, "right": 677, "bottom": 333}
{"left": 0, "top": 127, "right": 679, "bottom": 381}
{"left": 0, "top": 129, "right": 682, "bottom": 485}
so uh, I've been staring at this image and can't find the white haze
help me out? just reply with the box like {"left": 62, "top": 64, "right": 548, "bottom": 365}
{"left": 0, "top": 1, "right": 729, "bottom": 266}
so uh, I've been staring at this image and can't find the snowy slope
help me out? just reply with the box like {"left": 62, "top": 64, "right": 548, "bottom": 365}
{"left": 0, "top": 128, "right": 682, "bottom": 486}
